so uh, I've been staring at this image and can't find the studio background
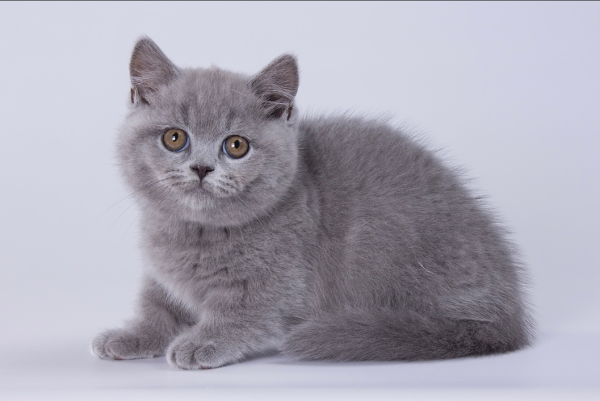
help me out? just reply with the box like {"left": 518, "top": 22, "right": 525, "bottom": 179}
{"left": 1, "top": 2, "right": 598, "bottom": 399}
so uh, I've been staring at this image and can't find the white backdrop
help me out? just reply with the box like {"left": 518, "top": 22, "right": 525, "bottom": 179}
{"left": 1, "top": 2, "right": 598, "bottom": 398}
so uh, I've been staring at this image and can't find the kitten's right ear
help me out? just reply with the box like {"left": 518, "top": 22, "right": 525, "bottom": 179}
{"left": 129, "top": 37, "right": 179, "bottom": 105}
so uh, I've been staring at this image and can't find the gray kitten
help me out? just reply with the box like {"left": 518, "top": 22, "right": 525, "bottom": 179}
{"left": 91, "top": 37, "right": 533, "bottom": 369}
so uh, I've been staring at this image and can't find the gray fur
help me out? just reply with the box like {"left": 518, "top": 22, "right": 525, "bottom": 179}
{"left": 92, "top": 37, "right": 533, "bottom": 369}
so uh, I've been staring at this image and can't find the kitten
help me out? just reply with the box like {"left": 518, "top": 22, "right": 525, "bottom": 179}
{"left": 91, "top": 37, "right": 533, "bottom": 369}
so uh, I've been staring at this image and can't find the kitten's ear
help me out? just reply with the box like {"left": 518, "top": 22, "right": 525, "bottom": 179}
{"left": 129, "top": 37, "right": 179, "bottom": 105}
{"left": 249, "top": 54, "right": 299, "bottom": 120}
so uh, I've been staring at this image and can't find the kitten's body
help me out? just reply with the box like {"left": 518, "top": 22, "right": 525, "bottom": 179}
{"left": 92, "top": 38, "right": 532, "bottom": 369}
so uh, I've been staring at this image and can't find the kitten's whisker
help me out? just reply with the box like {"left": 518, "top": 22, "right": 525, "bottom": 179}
{"left": 105, "top": 178, "right": 174, "bottom": 236}
{"left": 90, "top": 178, "right": 171, "bottom": 227}
{"left": 120, "top": 211, "right": 140, "bottom": 242}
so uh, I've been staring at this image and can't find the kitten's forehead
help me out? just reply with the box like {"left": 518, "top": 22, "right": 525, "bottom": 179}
{"left": 159, "top": 67, "right": 259, "bottom": 136}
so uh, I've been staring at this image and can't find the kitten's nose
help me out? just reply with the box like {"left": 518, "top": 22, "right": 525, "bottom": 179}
{"left": 191, "top": 165, "right": 214, "bottom": 181}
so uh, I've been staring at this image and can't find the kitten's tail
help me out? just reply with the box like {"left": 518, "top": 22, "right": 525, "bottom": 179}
{"left": 282, "top": 309, "right": 532, "bottom": 361}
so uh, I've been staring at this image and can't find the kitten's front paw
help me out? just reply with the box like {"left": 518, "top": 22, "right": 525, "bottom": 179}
{"left": 91, "top": 328, "right": 163, "bottom": 361}
{"left": 166, "top": 333, "right": 243, "bottom": 370}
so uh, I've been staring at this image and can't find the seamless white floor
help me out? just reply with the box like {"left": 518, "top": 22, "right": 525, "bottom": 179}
{"left": 1, "top": 333, "right": 598, "bottom": 400}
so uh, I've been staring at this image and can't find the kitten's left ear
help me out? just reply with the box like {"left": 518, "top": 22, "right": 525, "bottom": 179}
{"left": 129, "top": 37, "right": 180, "bottom": 105}
{"left": 249, "top": 54, "right": 299, "bottom": 120}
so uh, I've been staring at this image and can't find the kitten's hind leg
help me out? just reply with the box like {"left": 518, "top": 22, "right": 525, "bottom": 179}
{"left": 282, "top": 309, "right": 532, "bottom": 361}
{"left": 91, "top": 276, "right": 193, "bottom": 361}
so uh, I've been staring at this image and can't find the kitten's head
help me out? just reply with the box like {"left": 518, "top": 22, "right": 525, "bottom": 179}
{"left": 117, "top": 37, "right": 300, "bottom": 227}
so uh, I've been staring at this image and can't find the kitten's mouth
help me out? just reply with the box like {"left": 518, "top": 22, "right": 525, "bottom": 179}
{"left": 178, "top": 178, "right": 240, "bottom": 200}
{"left": 177, "top": 179, "right": 212, "bottom": 197}
{"left": 190, "top": 183, "right": 211, "bottom": 194}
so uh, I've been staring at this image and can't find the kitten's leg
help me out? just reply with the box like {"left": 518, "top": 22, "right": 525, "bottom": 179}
{"left": 166, "top": 319, "right": 278, "bottom": 370}
{"left": 91, "top": 276, "right": 193, "bottom": 360}
{"left": 282, "top": 309, "right": 532, "bottom": 361}
{"left": 167, "top": 290, "right": 284, "bottom": 369}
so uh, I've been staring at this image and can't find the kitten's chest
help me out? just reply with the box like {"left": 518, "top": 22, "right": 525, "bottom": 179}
{"left": 148, "top": 224, "right": 243, "bottom": 277}
{"left": 142, "top": 221, "right": 271, "bottom": 310}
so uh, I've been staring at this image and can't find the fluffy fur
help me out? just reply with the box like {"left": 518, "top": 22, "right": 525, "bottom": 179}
{"left": 92, "top": 37, "right": 533, "bottom": 369}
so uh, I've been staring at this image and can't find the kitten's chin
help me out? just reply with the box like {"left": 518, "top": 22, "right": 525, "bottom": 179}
{"left": 173, "top": 187, "right": 245, "bottom": 227}
{"left": 165, "top": 177, "right": 287, "bottom": 227}
{"left": 183, "top": 205, "right": 257, "bottom": 228}
{"left": 176, "top": 191, "right": 270, "bottom": 228}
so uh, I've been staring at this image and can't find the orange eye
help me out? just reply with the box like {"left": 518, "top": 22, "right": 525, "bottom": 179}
{"left": 223, "top": 135, "right": 249, "bottom": 159}
{"left": 163, "top": 129, "right": 189, "bottom": 152}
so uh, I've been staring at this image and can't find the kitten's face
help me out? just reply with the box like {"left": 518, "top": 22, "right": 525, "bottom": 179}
{"left": 117, "top": 44, "right": 299, "bottom": 227}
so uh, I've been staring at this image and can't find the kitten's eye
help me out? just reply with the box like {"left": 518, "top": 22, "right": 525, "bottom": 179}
{"left": 223, "top": 135, "right": 249, "bottom": 159}
{"left": 163, "top": 129, "right": 189, "bottom": 152}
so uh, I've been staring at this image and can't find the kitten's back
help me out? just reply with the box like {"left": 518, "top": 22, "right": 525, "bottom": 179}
{"left": 288, "top": 116, "right": 531, "bottom": 359}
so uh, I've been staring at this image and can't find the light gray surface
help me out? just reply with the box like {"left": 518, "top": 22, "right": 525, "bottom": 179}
{"left": 0, "top": 334, "right": 598, "bottom": 399}
{"left": 1, "top": 2, "right": 599, "bottom": 398}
